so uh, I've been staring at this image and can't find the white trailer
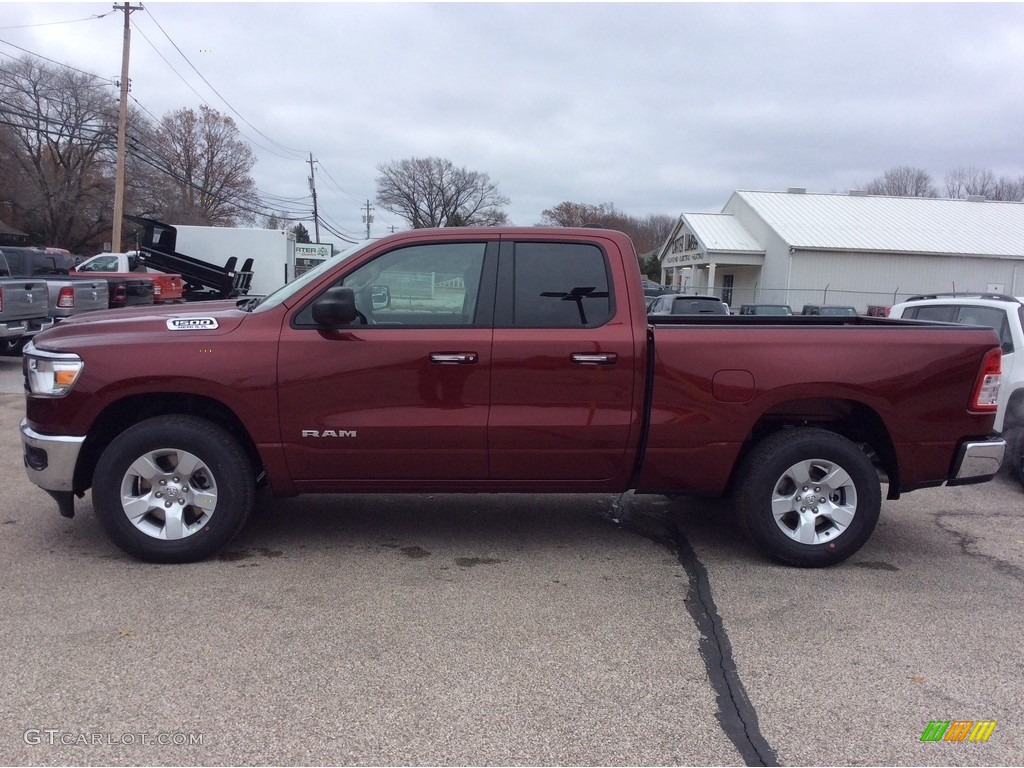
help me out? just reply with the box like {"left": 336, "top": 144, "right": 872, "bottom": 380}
{"left": 172, "top": 225, "right": 301, "bottom": 297}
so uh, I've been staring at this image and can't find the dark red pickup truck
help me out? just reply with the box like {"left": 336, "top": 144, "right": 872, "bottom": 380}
{"left": 20, "top": 228, "right": 1006, "bottom": 565}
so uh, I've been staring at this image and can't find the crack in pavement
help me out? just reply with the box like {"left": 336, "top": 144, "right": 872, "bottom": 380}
{"left": 672, "top": 528, "right": 779, "bottom": 767}
{"left": 934, "top": 511, "right": 1024, "bottom": 583}
{"left": 607, "top": 493, "right": 780, "bottom": 767}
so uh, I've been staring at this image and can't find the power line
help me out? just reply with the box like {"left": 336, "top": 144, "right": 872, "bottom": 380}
{"left": 0, "top": 11, "right": 114, "bottom": 31}
{"left": 0, "top": 37, "right": 118, "bottom": 85}
{"left": 140, "top": 3, "right": 308, "bottom": 160}
{"left": 0, "top": 31, "right": 320, "bottom": 229}
{"left": 127, "top": 17, "right": 309, "bottom": 163}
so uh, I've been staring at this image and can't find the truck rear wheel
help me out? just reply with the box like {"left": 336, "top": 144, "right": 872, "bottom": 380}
{"left": 92, "top": 416, "right": 255, "bottom": 563}
{"left": 735, "top": 428, "right": 881, "bottom": 567}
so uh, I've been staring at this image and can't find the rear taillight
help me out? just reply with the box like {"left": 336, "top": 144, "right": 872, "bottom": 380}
{"left": 57, "top": 286, "right": 75, "bottom": 308}
{"left": 970, "top": 348, "right": 1001, "bottom": 412}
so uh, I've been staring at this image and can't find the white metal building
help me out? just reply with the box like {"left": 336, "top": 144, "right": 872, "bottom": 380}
{"left": 657, "top": 189, "right": 1024, "bottom": 312}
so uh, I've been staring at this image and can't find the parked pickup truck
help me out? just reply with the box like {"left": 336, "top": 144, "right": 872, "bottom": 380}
{"left": 0, "top": 249, "right": 53, "bottom": 355}
{"left": 74, "top": 252, "right": 184, "bottom": 304}
{"left": 2, "top": 246, "right": 153, "bottom": 312}
{"left": 0, "top": 246, "right": 109, "bottom": 324}
{"left": 20, "top": 228, "right": 1006, "bottom": 566}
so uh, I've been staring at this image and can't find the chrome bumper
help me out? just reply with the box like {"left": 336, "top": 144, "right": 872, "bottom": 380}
{"left": 20, "top": 419, "right": 84, "bottom": 493}
{"left": 950, "top": 438, "right": 1006, "bottom": 483}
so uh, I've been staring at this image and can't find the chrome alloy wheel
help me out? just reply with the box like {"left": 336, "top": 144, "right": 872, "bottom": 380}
{"left": 119, "top": 448, "right": 219, "bottom": 540}
{"left": 770, "top": 458, "right": 857, "bottom": 545}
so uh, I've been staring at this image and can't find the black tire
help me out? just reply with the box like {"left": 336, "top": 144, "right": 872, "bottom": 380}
{"left": 93, "top": 415, "right": 255, "bottom": 563}
{"left": 1015, "top": 441, "right": 1024, "bottom": 492}
{"left": 734, "top": 428, "right": 881, "bottom": 567}
{"left": 2, "top": 338, "right": 26, "bottom": 356}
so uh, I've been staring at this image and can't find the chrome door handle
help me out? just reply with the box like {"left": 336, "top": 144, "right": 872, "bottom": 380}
{"left": 430, "top": 352, "right": 478, "bottom": 364}
{"left": 571, "top": 353, "right": 618, "bottom": 365}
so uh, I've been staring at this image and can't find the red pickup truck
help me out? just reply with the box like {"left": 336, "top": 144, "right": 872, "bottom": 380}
{"left": 20, "top": 228, "right": 1006, "bottom": 566}
{"left": 73, "top": 252, "right": 184, "bottom": 304}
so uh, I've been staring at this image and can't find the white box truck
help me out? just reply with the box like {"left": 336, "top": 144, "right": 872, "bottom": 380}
{"left": 126, "top": 216, "right": 333, "bottom": 298}
{"left": 172, "top": 225, "right": 297, "bottom": 297}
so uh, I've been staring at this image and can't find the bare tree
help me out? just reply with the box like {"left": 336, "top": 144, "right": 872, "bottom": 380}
{"left": 376, "top": 157, "right": 510, "bottom": 228}
{"left": 539, "top": 201, "right": 674, "bottom": 253}
{"left": 946, "top": 166, "right": 1024, "bottom": 201}
{"left": 945, "top": 166, "right": 997, "bottom": 199}
{"left": 540, "top": 201, "right": 621, "bottom": 228}
{"left": 145, "top": 105, "right": 259, "bottom": 225}
{"left": 863, "top": 166, "right": 938, "bottom": 197}
{"left": 991, "top": 175, "right": 1024, "bottom": 202}
{"left": 0, "top": 56, "right": 118, "bottom": 250}
{"left": 633, "top": 214, "right": 676, "bottom": 254}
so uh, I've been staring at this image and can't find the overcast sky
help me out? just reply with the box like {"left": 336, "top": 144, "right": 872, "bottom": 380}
{"left": 2, "top": 1, "right": 1023, "bottom": 243}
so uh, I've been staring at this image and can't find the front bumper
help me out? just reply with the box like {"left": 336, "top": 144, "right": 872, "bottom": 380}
{"left": 948, "top": 438, "right": 1006, "bottom": 485}
{"left": 20, "top": 419, "right": 84, "bottom": 493}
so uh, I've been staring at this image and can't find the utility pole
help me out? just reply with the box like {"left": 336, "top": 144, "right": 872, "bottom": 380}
{"left": 362, "top": 199, "right": 374, "bottom": 239}
{"left": 111, "top": 3, "right": 143, "bottom": 252}
{"left": 307, "top": 153, "right": 320, "bottom": 242}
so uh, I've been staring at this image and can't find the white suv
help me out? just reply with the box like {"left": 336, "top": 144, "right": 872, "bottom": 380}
{"left": 889, "top": 293, "right": 1024, "bottom": 485}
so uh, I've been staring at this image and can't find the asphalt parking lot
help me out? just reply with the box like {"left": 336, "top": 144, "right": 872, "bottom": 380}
{"left": 0, "top": 354, "right": 1021, "bottom": 766}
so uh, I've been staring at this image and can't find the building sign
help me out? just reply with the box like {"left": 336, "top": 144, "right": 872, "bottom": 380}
{"left": 663, "top": 232, "right": 708, "bottom": 267}
{"left": 296, "top": 243, "right": 333, "bottom": 260}
{"left": 295, "top": 242, "right": 333, "bottom": 277}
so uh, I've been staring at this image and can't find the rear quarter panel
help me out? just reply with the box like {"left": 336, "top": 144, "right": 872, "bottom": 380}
{"left": 638, "top": 322, "right": 1000, "bottom": 495}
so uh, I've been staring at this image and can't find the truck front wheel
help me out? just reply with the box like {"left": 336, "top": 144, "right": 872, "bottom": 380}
{"left": 735, "top": 428, "right": 881, "bottom": 567}
{"left": 92, "top": 416, "right": 255, "bottom": 563}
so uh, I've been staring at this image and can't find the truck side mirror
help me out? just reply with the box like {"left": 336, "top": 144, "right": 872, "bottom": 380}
{"left": 311, "top": 286, "right": 359, "bottom": 326}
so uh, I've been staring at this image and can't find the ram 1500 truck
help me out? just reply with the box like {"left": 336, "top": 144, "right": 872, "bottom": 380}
{"left": 20, "top": 228, "right": 1006, "bottom": 566}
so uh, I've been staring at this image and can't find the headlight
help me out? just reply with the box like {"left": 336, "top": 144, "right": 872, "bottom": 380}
{"left": 23, "top": 343, "right": 84, "bottom": 397}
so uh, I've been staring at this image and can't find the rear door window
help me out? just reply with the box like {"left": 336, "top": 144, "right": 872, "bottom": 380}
{"left": 501, "top": 242, "right": 612, "bottom": 327}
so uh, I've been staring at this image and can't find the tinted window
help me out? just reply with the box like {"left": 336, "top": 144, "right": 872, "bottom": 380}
{"left": 906, "top": 304, "right": 1013, "bottom": 353}
{"left": 511, "top": 242, "right": 611, "bottom": 328}
{"left": 671, "top": 298, "right": 728, "bottom": 315}
{"left": 956, "top": 306, "right": 1013, "bottom": 353}
{"left": 905, "top": 306, "right": 956, "bottom": 322}
{"left": 32, "top": 252, "right": 74, "bottom": 275}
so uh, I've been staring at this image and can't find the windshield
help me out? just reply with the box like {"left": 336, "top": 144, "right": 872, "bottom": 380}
{"left": 250, "top": 241, "right": 374, "bottom": 313}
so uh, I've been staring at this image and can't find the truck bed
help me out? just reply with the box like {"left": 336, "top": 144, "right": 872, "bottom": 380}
{"left": 641, "top": 316, "right": 1001, "bottom": 496}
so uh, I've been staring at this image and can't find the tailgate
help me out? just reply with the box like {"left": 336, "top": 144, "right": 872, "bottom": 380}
{"left": 150, "top": 273, "right": 184, "bottom": 302}
{"left": 0, "top": 280, "right": 49, "bottom": 321}
{"left": 109, "top": 277, "right": 155, "bottom": 307}
{"left": 50, "top": 279, "right": 110, "bottom": 318}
